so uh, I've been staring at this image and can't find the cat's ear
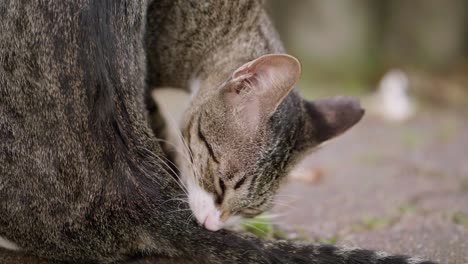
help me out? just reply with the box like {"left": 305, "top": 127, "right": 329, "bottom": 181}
{"left": 301, "top": 96, "right": 365, "bottom": 146}
{"left": 222, "top": 54, "right": 301, "bottom": 129}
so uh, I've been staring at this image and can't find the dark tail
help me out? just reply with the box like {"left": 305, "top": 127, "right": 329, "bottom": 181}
{"left": 0, "top": 239, "right": 438, "bottom": 264}
{"left": 263, "top": 242, "right": 437, "bottom": 264}
{"left": 157, "top": 228, "right": 438, "bottom": 264}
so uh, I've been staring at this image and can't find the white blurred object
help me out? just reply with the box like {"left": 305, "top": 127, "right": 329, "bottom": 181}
{"left": 374, "top": 69, "right": 415, "bottom": 122}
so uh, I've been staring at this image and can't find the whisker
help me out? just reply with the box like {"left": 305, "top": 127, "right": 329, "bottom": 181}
{"left": 274, "top": 194, "right": 300, "bottom": 199}
{"left": 172, "top": 126, "right": 202, "bottom": 183}
{"left": 166, "top": 208, "right": 192, "bottom": 214}
{"left": 156, "top": 108, "right": 206, "bottom": 194}
{"left": 255, "top": 213, "right": 284, "bottom": 219}
{"left": 185, "top": 213, "right": 195, "bottom": 227}
{"left": 242, "top": 223, "right": 269, "bottom": 236}
{"left": 160, "top": 198, "right": 188, "bottom": 207}
{"left": 243, "top": 220, "right": 271, "bottom": 225}
{"left": 270, "top": 201, "right": 298, "bottom": 211}
{"left": 153, "top": 138, "right": 192, "bottom": 166}
{"left": 138, "top": 146, "right": 189, "bottom": 195}
{"left": 156, "top": 153, "right": 191, "bottom": 192}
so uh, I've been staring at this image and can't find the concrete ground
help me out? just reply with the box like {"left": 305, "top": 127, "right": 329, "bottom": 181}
{"left": 272, "top": 110, "right": 468, "bottom": 264}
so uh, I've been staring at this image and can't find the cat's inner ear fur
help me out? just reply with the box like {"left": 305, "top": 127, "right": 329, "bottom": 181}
{"left": 222, "top": 54, "right": 301, "bottom": 130}
{"left": 302, "top": 96, "right": 365, "bottom": 145}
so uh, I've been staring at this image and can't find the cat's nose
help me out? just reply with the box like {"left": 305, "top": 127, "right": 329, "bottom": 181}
{"left": 203, "top": 213, "right": 222, "bottom": 231}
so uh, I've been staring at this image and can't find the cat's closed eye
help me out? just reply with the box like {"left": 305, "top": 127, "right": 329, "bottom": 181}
{"left": 215, "top": 178, "right": 225, "bottom": 205}
{"left": 233, "top": 177, "right": 246, "bottom": 190}
{"left": 218, "top": 178, "right": 226, "bottom": 194}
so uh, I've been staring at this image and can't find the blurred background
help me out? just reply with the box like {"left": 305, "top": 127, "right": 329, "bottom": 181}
{"left": 244, "top": 1, "right": 468, "bottom": 263}
{"left": 268, "top": 0, "right": 468, "bottom": 107}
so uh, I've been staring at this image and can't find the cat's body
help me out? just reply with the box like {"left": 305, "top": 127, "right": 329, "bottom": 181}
{"left": 0, "top": 0, "right": 169, "bottom": 261}
{"left": 146, "top": 0, "right": 283, "bottom": 89}
{"left": 0, "top": 0, "right": 434, "bottom": 263}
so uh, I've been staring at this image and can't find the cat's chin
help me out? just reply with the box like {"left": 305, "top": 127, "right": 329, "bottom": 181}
{"left": 185, "top": 178, "right": 242, "bottom": 231}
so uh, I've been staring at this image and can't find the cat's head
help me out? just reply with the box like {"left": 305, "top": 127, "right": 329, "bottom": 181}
{"left": 179, "top": 54, "right": 364, "bottom": 231}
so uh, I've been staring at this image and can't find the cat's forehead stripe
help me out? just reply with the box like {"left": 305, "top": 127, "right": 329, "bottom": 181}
{"left": 197, "top": 113, "right": 219, "bottom": 164}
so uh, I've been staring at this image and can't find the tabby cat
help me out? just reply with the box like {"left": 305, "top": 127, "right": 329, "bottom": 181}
{"left": 0, "top": 0, "right": 434, "bottom": 263}
{"left": 145, "top": 1, "right": 365, "bottom": 232}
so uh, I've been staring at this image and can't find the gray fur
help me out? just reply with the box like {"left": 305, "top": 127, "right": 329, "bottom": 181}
{"left": 0, "top": 0, "right": 435, "bottom": 263}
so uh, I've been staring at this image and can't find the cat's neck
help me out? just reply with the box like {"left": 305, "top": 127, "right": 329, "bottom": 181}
{"left": 146, "top": 0, "right": 284, "bottom": 92}
{"left": 192, "top": 22, "right": 285, "bottom": 98}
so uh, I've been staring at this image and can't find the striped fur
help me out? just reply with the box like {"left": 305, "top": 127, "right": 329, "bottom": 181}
{"left": 0, "top": 0, "right": 435, "bottom": 263}
{"left": 146, "top": 0, "right": 364, "bottom": 230}
{"left": 145, "top": 0, "right": 434, "bottom": 263}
